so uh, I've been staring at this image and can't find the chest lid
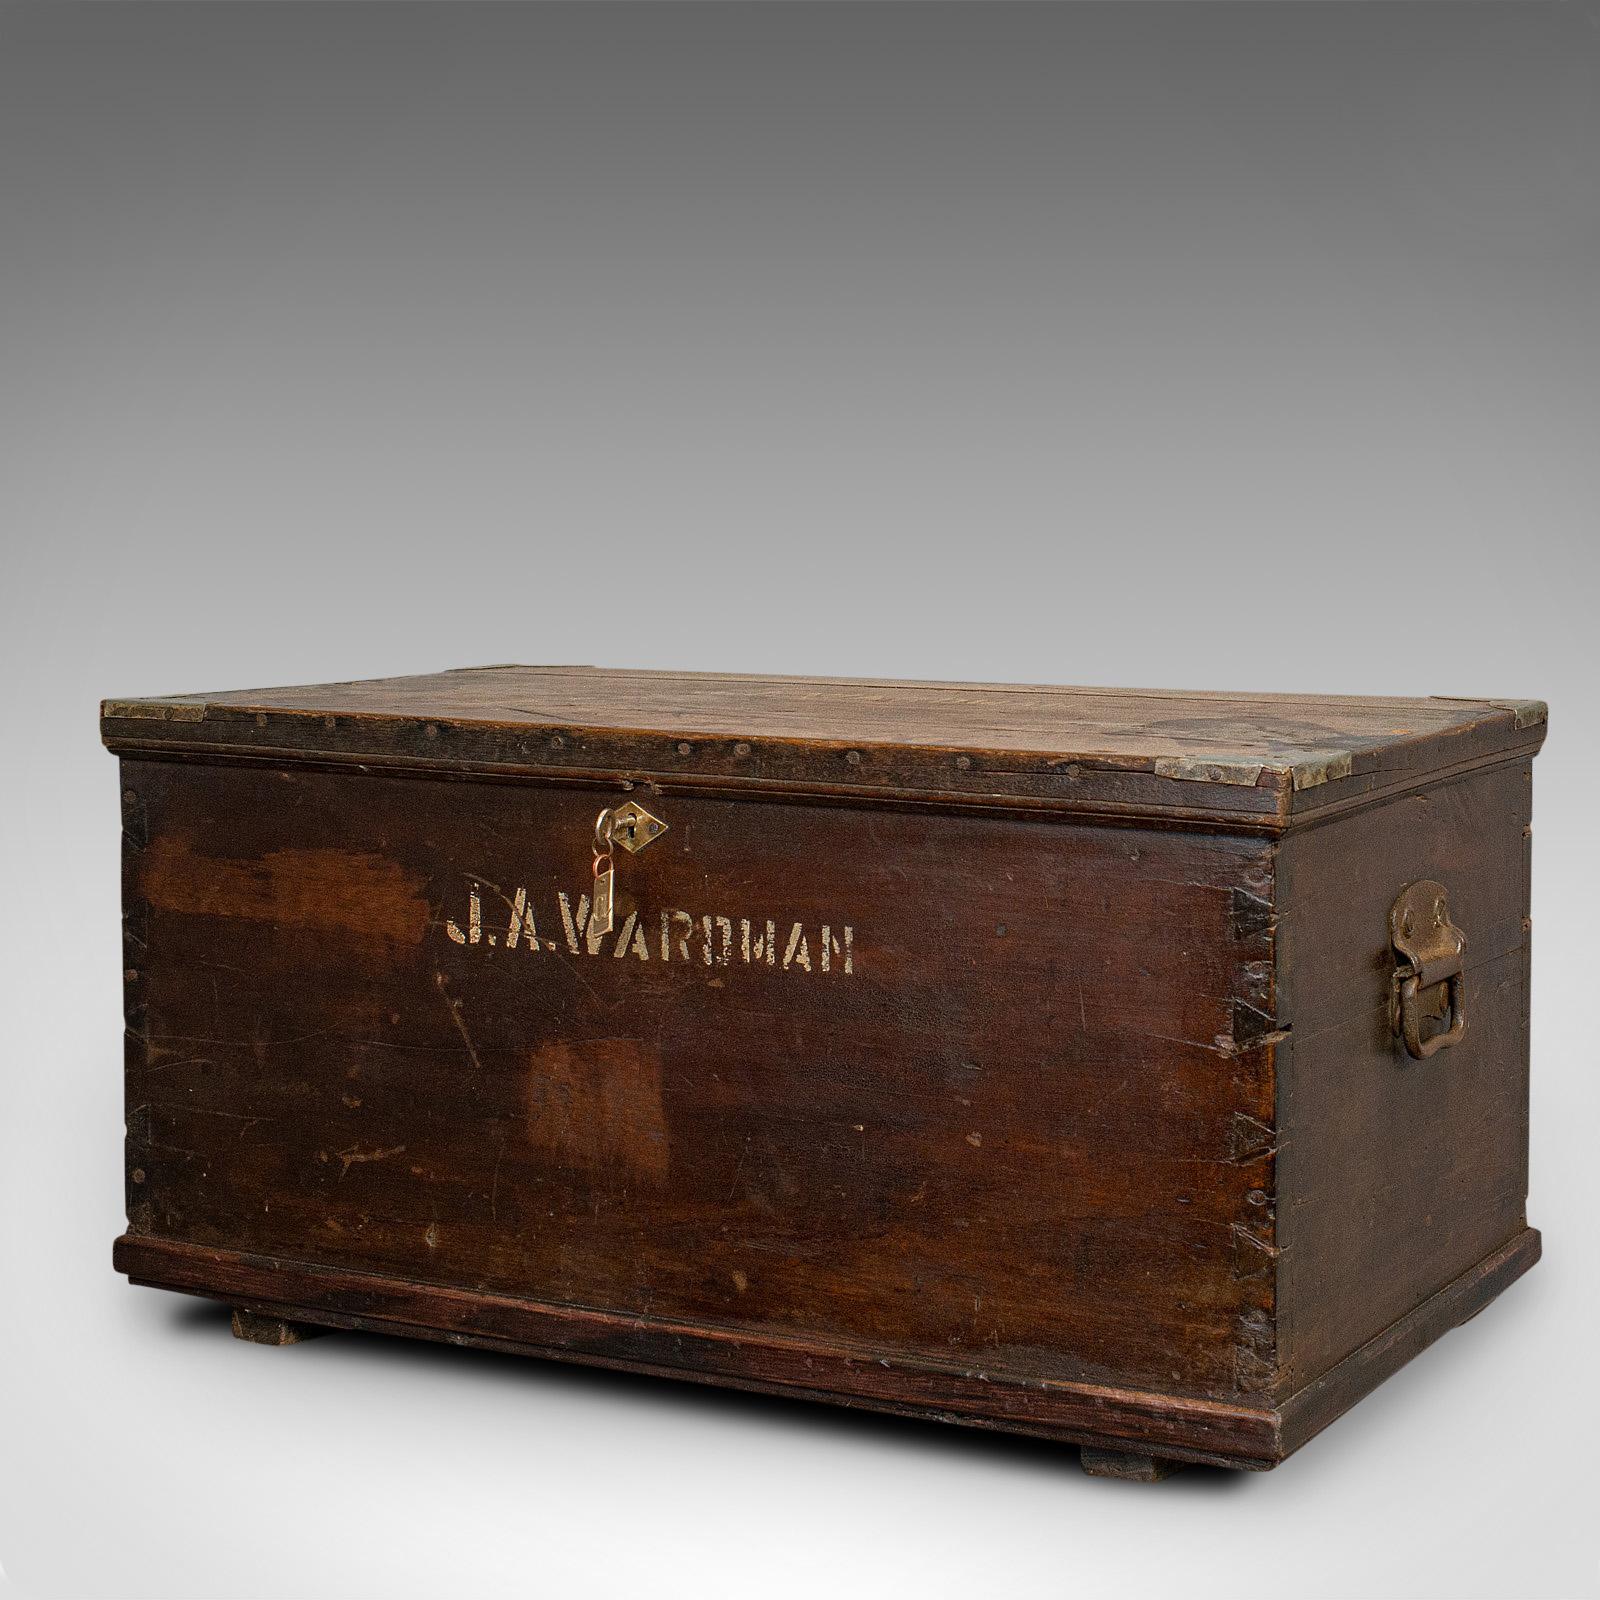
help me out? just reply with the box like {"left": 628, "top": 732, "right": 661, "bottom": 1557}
{"left": 101, "top": 665, "right": 1546, "bottom": 833}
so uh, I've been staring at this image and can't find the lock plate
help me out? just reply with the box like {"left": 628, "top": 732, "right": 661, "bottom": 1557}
{"left": 608, "top": 801, "right": 668, "bottom": 853}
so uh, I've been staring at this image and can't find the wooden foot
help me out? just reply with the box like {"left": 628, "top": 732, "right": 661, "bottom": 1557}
{"left": 1080, "top": 1446, "right": 1185, "bottom": 1482}
{"left": 230, "top": 1307, "right": 325, "bottom": 1346}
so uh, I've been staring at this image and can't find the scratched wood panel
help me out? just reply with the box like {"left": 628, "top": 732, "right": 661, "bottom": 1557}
{"left": 121, "top": 757, "right": 1279, "bottom": 1398}
{"left": 103, "top": 667, "right": 1547, "bottom": 830}
{"left": 1273, "top": 760, "right": 1535, "bottom": 1396}
{"left": 122, "top": 665, "right": 1528, "bottom": 758}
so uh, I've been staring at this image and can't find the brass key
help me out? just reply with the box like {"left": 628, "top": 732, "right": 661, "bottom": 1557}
{"left": 591, "top": 807, "right": 617, "bottom": 936}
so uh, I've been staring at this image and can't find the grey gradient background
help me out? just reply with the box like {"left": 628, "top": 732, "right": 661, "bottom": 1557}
{"left": 1, "top": 4, "right": 1597, "bottom": 1596}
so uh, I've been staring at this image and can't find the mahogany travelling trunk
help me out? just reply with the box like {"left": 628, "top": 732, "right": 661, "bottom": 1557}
{"left": 102, "top": 667, "right": 1546, "bottom": 1479}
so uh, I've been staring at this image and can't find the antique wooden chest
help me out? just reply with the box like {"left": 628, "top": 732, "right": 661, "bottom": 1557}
{"left": 103, "top": 668, "right": 1546, "bottom": 1478}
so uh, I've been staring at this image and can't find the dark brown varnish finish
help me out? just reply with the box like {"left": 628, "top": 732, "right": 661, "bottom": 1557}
{"left": 104, "top": 668, "right": 1547, "bottom": 1476}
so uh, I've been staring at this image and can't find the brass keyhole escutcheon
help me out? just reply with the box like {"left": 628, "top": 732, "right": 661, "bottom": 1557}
{"left": 609, "top": 801, "right": 667, "bottom": 853}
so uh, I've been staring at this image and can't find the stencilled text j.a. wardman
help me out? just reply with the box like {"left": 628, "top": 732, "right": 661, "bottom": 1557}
{"left": 444, "top": 883, "right": 854, "bottom": 975}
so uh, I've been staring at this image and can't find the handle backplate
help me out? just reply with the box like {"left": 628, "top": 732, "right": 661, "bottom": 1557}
{"left": 1389, "top": 879, "right": 1467, "bottom": 1060}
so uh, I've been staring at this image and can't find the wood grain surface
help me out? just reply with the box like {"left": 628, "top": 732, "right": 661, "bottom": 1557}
{"left": 1275, "top": 760, "right": 1537, "bottom": 1394}
{"left": 121, "top": 758, "right": 1277, "bottom": 1398}
{"left": 102, "top": 666, "right": 1547, "bottom": 831}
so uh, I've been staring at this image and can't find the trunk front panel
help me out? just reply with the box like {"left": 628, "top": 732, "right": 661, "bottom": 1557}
{"left": 122, "top": 758, "right": 1276, "bottom": 1396}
